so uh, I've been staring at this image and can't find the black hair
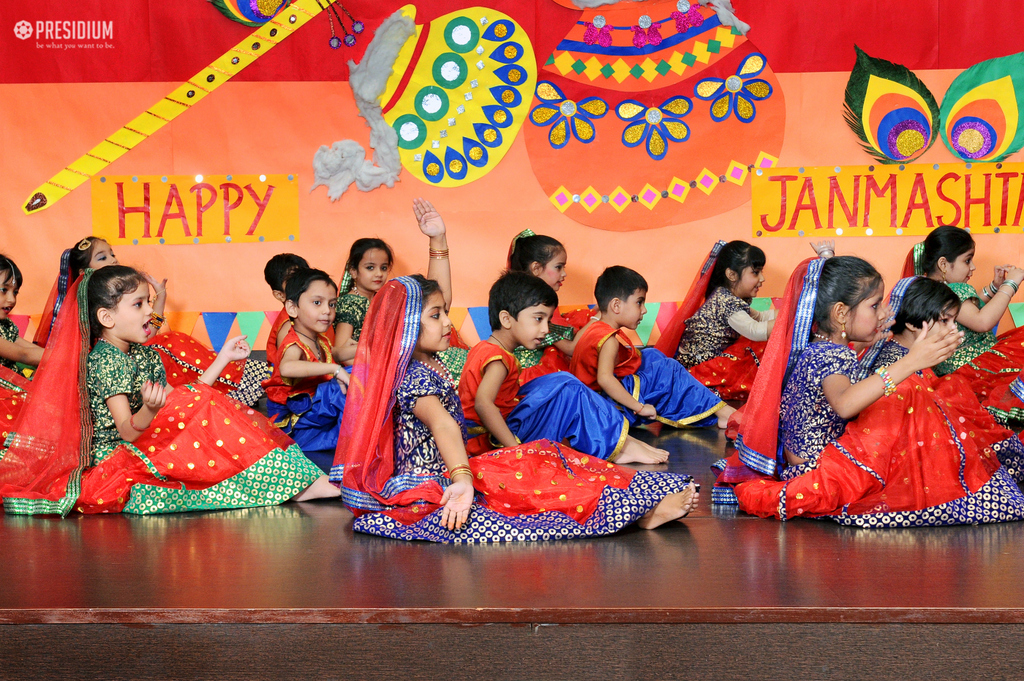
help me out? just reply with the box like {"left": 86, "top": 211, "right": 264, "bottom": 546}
{"left": 813, "top": 256, "right": 884, "bottom": 335}
{"left": 706, "top": 241, "right": 766, "bottom": 298}
{"left": 0, "top": 254, "right": 23, "bottom": 290}
{"left": 264, "top": 253, "right": 309, "bottom": 292}
{"left": 508, "top": 234, "right": 566, "bottom": 273}
{"left": 892, "top": 278, "right": 961, "bottom": 334}
{"left": 68, "top": 236, "right": 109, "bottom": 280}
{"left": 409, "top": 273, "right": 442, "bottom": 302}
{"left": 921, "top": 225, "right": 974, "bottom": 276}
{"left": 595, "top": 266, "right": 648, "bottom": 311}
{"left": 345, "top": 238, "right": 394, "bottom": 281}
{"left": 284, "top": 268, "right": 338, "bottom": 305}
{"left": 87, "top": 265, "right": 148, "bottom": 341}
{"left": 488, "top": 271, "right": 559, "bottom": 330}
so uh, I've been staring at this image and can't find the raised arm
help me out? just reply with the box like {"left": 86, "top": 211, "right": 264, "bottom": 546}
{"left": 414, "top": 198, "right": 452, "bottom": 309}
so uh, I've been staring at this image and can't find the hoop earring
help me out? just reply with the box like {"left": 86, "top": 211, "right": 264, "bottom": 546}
{"left": 841, "top": 322, "right": 847, "bottom": 340}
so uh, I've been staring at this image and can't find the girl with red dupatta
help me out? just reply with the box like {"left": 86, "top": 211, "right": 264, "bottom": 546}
{"left": 0, "top": 256, "right": 38, "bottom": 444}
{"left": 329, "top": 275, "right": 699, "bottom": 543}
{"left": 34, "top": 237, "right": 268, "bottom": 406}
{"left": 901, "top": 225, "right": 1024, "bottom": 409}
{"left": 720, "top": 256, "right": 1024, "bottom": 527}
{"left": 655, "top": 240, "right": 774, "bottom": 401}
{"left": 506, "top": 230, "right": 595, "bottom": 383}
{"left": 0, "top": 266, "right": 339, "bottom": 516}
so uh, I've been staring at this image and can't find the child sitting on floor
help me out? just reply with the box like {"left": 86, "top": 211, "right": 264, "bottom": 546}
{"left": 330, "top": 274, "right": 700, "bottom": 543}
{"left": 263, "top": 253, "right": 311, "bottom": 366}
{"left": 570, "top": 266, "right": 735, "bottom": 429}
{"left": 263, "top": 268, "right": 350, "bottom": 453}
{"left": 0, "top": 255, "right": 43, "bottom": 373}
{"left": 458, "top": 271, "right": 668, "bottom": 464}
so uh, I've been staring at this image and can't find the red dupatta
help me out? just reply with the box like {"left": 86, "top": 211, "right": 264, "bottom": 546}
{"left": 902, "top": 242, "right": 924, "bottom": 278}
{"left": 733, "top": 258, "right": 822, "bottom": 476}
{"left": 654, "top": 240, "right": 726, "bottom": 357}
{"left": 31, "top": 249, "right": 74, "bottom": 347}
{"left": 332, "top": 276, "right": 446, "bottom": 514}
{"left": 0, "top": 271, "right": 93, "bottom": 515}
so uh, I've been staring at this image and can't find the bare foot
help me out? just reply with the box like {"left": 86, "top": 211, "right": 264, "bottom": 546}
{"left": 717, "top": 404, "right": 737, "bottom": 429}
{"left": 637, "top": 484, "right": 699, "bottom": 529}
{"left": 615, "top": 436, "right": 670, "bottom": 464}
{"left": 292, "top": 475, "right": 342, "bottom": 502}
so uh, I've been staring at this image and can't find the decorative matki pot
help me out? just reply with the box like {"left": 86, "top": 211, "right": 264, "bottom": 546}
{"left": 524, "top": 0, "right": 785, "bottom": 231}
{"left": 381, "top": 5, "right": 537, "bottom": 187}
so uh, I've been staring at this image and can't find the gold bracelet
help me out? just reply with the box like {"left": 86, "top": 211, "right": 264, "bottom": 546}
{"left": 429, "top": 248, "right": 449, "bottom": 259}
{"left": 448, "top": 464, "right": 472, "bottom": 479}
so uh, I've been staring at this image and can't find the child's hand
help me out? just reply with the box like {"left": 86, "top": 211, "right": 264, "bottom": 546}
{"left": 334, "top": 366, "right": 350, "bottom": 393}
{"left": 413, "top": 198, "right": 446, "bottom": 238}
{"left": 905, "top": 321, "right": 961, "bottom": 371}
{"left": 439, "top": 477, "right": 473, "bottom": 530}
{"left": 140, "top": 381, "right": 168, "bottom": 411}
{"left": 809, "top": 239, "right": 835, "bottom": 259}
{"left": 1006, "top": 266, "right": 1024, "bottom": 286}
{"left": 217, "top": 335, "right": 251, "bottom": 363}
{"left": 993, "top": 266, "right": 1009, "bottom": 288}
{"left": 144, "top": 273, "right": 168, "bottom": 297}
{"left": 637, "top": 403, "right": 658, "bottom": 419}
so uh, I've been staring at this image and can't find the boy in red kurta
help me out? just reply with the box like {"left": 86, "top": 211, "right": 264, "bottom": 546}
{"left": 570, "top": 266, "right": 733, "bottom": 429}
{"left": 459, "top": 272, "right": 668, "bottom": 463}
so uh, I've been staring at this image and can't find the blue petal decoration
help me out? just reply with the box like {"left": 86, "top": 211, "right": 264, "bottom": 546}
{"left": 737, "top": 52, "right": 768, "bottom": 78}
{"left": 742, "top": 78, "right": 773, "bottom": 101}
{"left": 463, "top": 137, "right": 489, "bottom": 167}
{"left": 659, "top": 95, "right": 692, "bottom": 117}
{"left": 735, "top": 93, "right": 757, "bottom": 123}
{"left": 490, "top": 85, "right": 522, "bottom": 109}
{"left": 488, "top": 41, "right": 523, "bottom": 64}
{"left": 694, "top": 79, "right": 726, "bottom": 101}
{"left": 621, "top": 121, "right": 649, "bottom": 148}
{"left": 534, "top": 80, "right": 566, "bottom": 103}
{"left": 481, "top": 20, "right": 515, "bottom": 42}
{"left": 473, "top": 122, "right": 503, "bottom": 147}
{"left": 646, "top": 127, "right": 668, "bottom": 161}
{"left": 577, "top": 97, "right": 609, "bottom": 119}
{"left": 493, "top": 63, "right": 529, "bottom": 87}
{"left": 482, "top": 104, "right": 514, "bottom": 128}
{"left": 548, "top": 116, "right": 570, "bottom": 150}
{"left": 709, "top": 94, "right": 732, "bottom": 122}
{"left": 443, "top": 146, "right": 469, "bottom": 180}
{"left": 615, "top": 99, "right": 649, "bottom": 122}
{"left": 570, "top": 114, "right": 598, "bottom": 144}
{"left": 660, "top": 119, "right": 690, "bottom": 142}
{"left": 422, "top": 150, "right": 445, "bottom": 183}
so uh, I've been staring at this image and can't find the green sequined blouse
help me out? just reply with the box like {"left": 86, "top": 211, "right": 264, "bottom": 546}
{"left": 934, "top": 282, "right": 998, "bottom": 376}
{"left": 0, "top": 318, "right": 19, "bottom": 372}
{"left": 87, "top": 340, "right": 167, "bottom": 460}
{"left": 334, "top": 292, "right": 371, "bottom": 340}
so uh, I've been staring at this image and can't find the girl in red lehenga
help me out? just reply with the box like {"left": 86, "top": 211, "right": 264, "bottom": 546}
{"left": 0, "top": 255, "right": 40, "bottom": 442}
{"left": 717, "top": 256, "right": 1024, "bottom": 527}
{"left": 34, "top": 237, "right": 268, "bottom": 405}
{"left": 901, "top": 225, "right": 1024, "bottom": 407}
{"left": 506, "top": 230, "right": 595, "bottom": 383}
{"left": 329, "top": 274, "right": 699, "bottom": 543}
{"left": 655, "top": 241, "right": 776, "bottom": 401}
{"left": 0, "top": 266, "right": 339, "bottom": 516}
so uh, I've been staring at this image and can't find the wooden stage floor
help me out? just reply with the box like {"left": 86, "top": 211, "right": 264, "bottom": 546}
{"left": 4, "top": 427, "right": 1024, "bottom": 679}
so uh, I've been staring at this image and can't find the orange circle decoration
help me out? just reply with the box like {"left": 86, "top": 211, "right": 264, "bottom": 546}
{"left": 524, "top": 0, "right": 785, "bottom": 231}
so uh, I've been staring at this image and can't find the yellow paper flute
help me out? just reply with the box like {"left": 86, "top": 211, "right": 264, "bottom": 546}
{"left": 23, "top": 0, "right": 323, "bottom": 215}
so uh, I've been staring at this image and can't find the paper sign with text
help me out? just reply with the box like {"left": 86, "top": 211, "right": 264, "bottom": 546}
{"left": 91, "top": 174, "right": 299, "bottom": 244}
{"left": 751, "top": 163, "right": 1024, "bottom": 237}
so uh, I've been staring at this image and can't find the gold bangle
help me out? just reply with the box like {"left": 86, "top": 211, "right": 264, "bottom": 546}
{"left": 448, "top": 464, "right": 472, "bottom": 479}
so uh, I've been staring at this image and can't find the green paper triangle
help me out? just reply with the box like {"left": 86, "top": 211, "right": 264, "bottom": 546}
{"left": 636, "top": 303, "right": 659, "bottom": 346}
{"left": 1008, "top": 303, "right": 1024, "bottom": 328}
{"left": 236, "top": 311, "right": 266, "bottom": 345}
{"left": 751, "top": 297, "right": 772, "bottom": 311}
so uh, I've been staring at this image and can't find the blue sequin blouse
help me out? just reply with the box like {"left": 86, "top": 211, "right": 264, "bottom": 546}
{"left": 394, "top": 359, "right": 469, "bottom": 477}
{"left": 779, "top": 342, "right": 861, "bottom": 462}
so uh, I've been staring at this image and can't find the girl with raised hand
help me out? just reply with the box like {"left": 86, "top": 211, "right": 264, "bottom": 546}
{"left": 35, "top": 237, "right": 268, "bottom": 406}
{"left": 718, "top": 257, "right": 1024, "bottom": 527}
{"left": 506, "top": 230, "right": 595, "bottom": 383}
{"left": 329, "top": 275, "right": 700, "bottom": 543}
{"left": 656, "top": 240, "right": 774, "bottom": 401}
{"left": 331, "top": 198, "right": 469, "bottom": 383}
{"left": 903, "top": 225, "right": 1024, "bottom": 395}
{"left": 0, "top": 265, "right": 339, "bottom": 516}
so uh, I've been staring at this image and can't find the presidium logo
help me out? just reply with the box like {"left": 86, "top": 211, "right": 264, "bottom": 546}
{"left": 13, "top": 19, "right": 114, "bottom": 47}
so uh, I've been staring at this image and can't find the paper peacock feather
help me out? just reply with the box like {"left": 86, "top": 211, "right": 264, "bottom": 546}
{"left": 940, "top": 51, "right": 1024, "bottom": 163}
{"left": 210, "top": 0, "right": 291, "bottom": 27}
{"left": 843, "top": 46, "right": 939, "bottom": 164}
